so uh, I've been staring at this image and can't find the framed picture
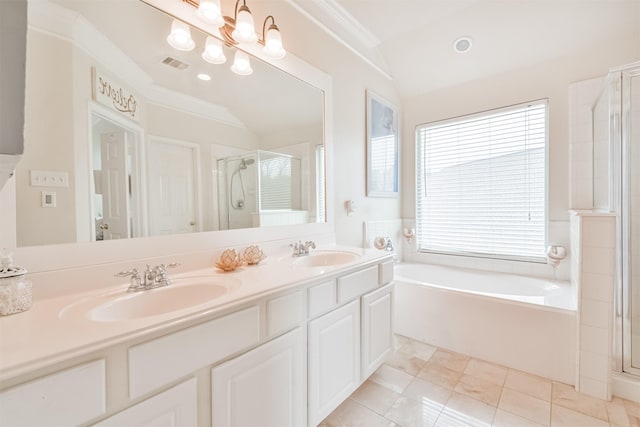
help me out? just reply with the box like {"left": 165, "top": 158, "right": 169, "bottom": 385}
{"left": 366, "top": 90, "right": 399, "bottom": 197}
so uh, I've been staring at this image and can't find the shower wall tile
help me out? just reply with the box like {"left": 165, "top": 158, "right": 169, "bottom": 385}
{"left": 570, "top": 211, "right": 615, "bottom": 401}
{"left": 569, "top": 77, "right": 605, "bottom": 210}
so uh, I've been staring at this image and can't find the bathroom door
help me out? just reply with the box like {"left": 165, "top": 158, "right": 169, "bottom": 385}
{"left": 147, "top": 139, "right": 200, "bottom": 236}
{"left": 99, "top": 132, "right": 131, "bottom": 240}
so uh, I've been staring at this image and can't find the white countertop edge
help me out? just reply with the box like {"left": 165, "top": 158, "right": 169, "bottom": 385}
{"left": 0, "top": 247, "right": 393, "bottom": 383}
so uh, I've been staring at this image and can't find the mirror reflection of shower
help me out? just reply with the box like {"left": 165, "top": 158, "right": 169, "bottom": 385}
{"left": 217, "top": 150, "right": 307, "bottom": 230}
{"left": 230, "top": 158, "right": 255, "bottom": 210}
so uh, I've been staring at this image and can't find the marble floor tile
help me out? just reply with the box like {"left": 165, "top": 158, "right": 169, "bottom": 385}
{"left": 606, "top": 397, "right": 631, "bottom": 427}
{"left": 504, "top": 369, "right": 552, "bottom": 402}
{"left": 435, "top": 392, "right": 496, "bottom": 427}
{"left": 385, "top": 395, "right": 442, "bottom": 427}
{"left": 394, "top": 334, "right": 411, "bottom": 349}
{"left": 385, "top": 349, "right": 428, "bottom": 376}
{"left": 492, "top": 408, "right": 546, "bottom": 427}
{"left": 498, "top": 388, "right": 551, "bottom": 426}
{"left": 319, "top": 398, "right": 393, "bottom": 427}
{"left": 418, "top": 361, "right": 465, "bottom": 389}
{"left": 403, "top": 377, "right": 452, "bottom": 408}
{"left": 350, "top": 380, "right": 400, "bottom": 416}
{"left": 552, "top": 381, "right": 609, "bottom": 421}
{"left": 550, "top": 404, "right": 610, "bottom": 427}
{"left": 454, "top": 373, "right": 503, "bottom": 407}
{"left": 370, "top": 364, "right": 414, "bottom": 394}
{"left": 430, "top": 349, "right": 471, "bottom": 373}
{"left": 464, "top": 359, "right": 509, "bottom": 386}
{"left": 399, "top": 339, "right": 438, "bottom": 361}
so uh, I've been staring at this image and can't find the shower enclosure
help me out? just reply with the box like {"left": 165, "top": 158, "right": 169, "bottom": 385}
{"left": 217, "top": 150, "right": 303, "bottom": 230}
{"left": 594, "top": 61, "right": 640, "bottom": 379}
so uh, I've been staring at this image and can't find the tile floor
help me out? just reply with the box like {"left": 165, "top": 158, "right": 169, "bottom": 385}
{"left": 320, "top": 335, "right": 640, "bottom": 427}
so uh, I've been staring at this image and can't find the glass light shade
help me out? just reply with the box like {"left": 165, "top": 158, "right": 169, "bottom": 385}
{"left": 263, "top": 25, "right": 285, "bottom": 59}
{"left": 166, "top": 19, "right": 195, "bottom": 51}
{"left": 202, "top": 36, "right": 227, "bottom": 64}
{"left": 232, "top": 5, "right": 258, "bottom": 43}
{"left": 231, "top": 50, "right": 253, "bottom": 75}
{"left": 197, "top": 0, "right": 224, "bottom": 27}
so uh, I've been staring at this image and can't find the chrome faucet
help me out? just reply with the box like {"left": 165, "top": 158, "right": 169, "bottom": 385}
{"left": 290, "top": 240, "right": 316, "bottom": 257}
{"left": 116, "top": 262, "right": 180, "bottom": 292}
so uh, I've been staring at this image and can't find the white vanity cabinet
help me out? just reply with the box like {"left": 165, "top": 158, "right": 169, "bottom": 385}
{"left": 94, "top": 378, "right": 197, "bottom": 427}
{"left": 211, "top": 327, "right": 305, "bottom": 427}
{"left": 361, "top": 283, "right": 394, "bottom": 378}
{"left": 307, "top": 260, "right": 395, "bottom": 426}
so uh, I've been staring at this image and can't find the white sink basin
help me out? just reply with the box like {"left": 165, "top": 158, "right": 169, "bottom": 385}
{"left": 60, "top": 277, "right": 240, "bottom": 322}
{"left": 292, "top": 250, "right": 361, "bottom": 267}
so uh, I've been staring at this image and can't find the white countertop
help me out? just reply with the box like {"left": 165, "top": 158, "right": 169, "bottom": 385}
{"left": 0, "top": 246, "right": 393, "bottom": 382}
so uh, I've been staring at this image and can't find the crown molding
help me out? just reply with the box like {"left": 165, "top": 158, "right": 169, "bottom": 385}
{"left": 27, "top": 0, "right": 245, "bottom": 128}
{"left": 309, "top": 0, "right": 380, "bottom": 49}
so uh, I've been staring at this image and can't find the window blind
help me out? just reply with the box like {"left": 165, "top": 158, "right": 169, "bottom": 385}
{"left": 259, "top": 154, "right": 301, "bottom": 210}
{"left": 415, "top": 100, "right": 547, "bottom": 261}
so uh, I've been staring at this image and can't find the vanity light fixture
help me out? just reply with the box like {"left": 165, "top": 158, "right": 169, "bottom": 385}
{"left": 230, "top": 50, "right": 253, "bottom": 75}
{"left": 197, "top": 0, "right": 223, "bottom": 27}
{"left": 167, "top": 19, "right": 195, "bottom": 51}
{"left": 202, "top": 36, "right": 227, "bottom": 64}
{"left": 184, "top": 0, "right": 286, "bottom": 59}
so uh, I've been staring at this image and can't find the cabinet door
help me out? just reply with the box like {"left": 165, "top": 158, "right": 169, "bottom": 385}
{"left": 361, "top": 283, "right": 394, "bottom": 379}
{"left": 211, "top": 328, "right": 305, "bottom": 427}
{"left": 94, "top": 378, "right": 197, "bottom": 427}
{"left": 308, "top": 299, "right": 360, "bottom": 427}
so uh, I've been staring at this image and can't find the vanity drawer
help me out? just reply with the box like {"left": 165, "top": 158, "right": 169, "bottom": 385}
{"left": 337, "top": 266, "right": 378, "bottom": 304}
{"left": 0, "top": 359, "right": 106, "bottom": 426}
{"left": 128, "top": 306, "right": 260, "bottom": 399}
{"left": 379, "top": 260, "right": 394, "bottom": 285}
{"left": 308, "top": 280, "right": 336, "bottom": 318}
{"left": 267, "top": 290, "right": 303, "bottom": 338}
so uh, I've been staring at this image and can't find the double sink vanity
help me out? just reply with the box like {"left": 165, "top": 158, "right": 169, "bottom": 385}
{"left": 0, "top": 246, "right": 394, "bottom": 426}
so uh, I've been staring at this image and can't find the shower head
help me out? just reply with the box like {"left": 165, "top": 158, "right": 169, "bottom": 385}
{"left": 239, "top": 158, "right": 255, "bottom": 169}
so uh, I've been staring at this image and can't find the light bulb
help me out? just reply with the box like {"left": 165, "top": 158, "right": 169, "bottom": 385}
{"left": 167, "top": 19, "right": 195, "bottom": 51}
{"left": 263, "top": 24, "right": 285, "bottom": 59}
{"left": 202, "top": 36, "right": 227, "bottom": 64}
{"left": 197, "top": 0, "right": 223, "bottom": 27}
{"left": 231, "top": 50, "right": 253, "bottom": 76}
{"left": 232, "top": 5, "right": 257, "bottom": 43}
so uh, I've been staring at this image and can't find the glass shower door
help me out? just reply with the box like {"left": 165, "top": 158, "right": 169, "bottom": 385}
{"left": 623, "top": 67, "right": 640, "bottom": 374}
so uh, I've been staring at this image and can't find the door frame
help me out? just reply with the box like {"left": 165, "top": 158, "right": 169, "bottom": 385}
{"left": 147, "top": 135, "right": 202, "bottom": 234}
{"left": 87, "top": 102, "right": 146, "bottom": 241}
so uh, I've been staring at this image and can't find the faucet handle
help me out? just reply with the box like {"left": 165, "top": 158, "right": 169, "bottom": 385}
{"left": 116, "top": 268, "right": 144, "bottom": 292}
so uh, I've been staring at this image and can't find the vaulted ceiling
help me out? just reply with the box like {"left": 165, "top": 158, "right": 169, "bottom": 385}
{"left": 289, "top": 0, "right": 640, "bottom": 98}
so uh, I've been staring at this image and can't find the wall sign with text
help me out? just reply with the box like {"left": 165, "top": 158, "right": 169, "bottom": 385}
{"left": 91, "top": 67, "right": 139, "bottom": 121}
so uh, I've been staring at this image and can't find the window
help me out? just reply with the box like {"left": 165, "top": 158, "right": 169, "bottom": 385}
{"left": 415, "top": 100, "right": 547, "bottom": 261}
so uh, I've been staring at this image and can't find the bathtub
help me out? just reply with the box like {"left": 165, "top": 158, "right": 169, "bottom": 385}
{"left": 394, "top": 263, "right": 577, "bottom": 384}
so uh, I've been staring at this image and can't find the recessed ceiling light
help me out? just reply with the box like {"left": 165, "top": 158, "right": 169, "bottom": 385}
{"left": 453, "top": 36, "right": 473, "bottom": 54}
{"left": 197, "top": 73, "right": 212, "bottom": 81}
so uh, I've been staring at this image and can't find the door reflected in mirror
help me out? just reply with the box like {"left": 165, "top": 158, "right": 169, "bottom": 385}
{"left": 15, "top": 0, "right": 325, "bottom": 247}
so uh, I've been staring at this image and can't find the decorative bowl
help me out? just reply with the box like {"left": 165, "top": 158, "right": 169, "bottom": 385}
{"left": 215, "top": 249, "right": 243, "bottom": 271}
{"left": 243, "top": 245, "right": 266, "bottom": 265}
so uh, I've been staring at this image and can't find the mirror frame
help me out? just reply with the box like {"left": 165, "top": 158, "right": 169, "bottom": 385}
{"left": 12, "top": 0, "right": 334, "bottom": 273}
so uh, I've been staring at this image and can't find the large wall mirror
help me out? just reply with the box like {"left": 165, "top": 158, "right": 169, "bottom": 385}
{"left": 14, "top": 0, "right": 326, "bottom": 248}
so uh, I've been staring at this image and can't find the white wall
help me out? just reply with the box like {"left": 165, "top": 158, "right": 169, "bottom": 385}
{"left": 401, "top": 32, "right": 639, "bottom": 275}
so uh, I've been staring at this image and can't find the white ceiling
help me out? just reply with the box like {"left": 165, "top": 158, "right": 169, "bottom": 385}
{"left": 292, "top": 0, "right": 640, "bottom": 98}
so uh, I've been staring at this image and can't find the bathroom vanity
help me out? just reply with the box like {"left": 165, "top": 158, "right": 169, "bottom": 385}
{"left": 0, "top": 248, "right": 394, "bottom": 427}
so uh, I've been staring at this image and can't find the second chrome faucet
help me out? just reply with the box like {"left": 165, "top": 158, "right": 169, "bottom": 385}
{"left": 116, "top": 262, "right": 180, "bottom": 292}
{"left": 290, "top": 240, "right": 316, "bottom": 257}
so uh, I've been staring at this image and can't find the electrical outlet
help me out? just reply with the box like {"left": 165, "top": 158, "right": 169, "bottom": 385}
{"left": 30, "top": 170, "right": 69, "bottom": 188}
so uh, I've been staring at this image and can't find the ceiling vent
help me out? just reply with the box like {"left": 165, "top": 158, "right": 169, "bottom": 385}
{"left": 162, "top": 56, "right": 189, "bottom": 70}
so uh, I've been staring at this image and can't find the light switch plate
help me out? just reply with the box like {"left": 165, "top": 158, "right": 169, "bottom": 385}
{"left": 30, "top": 170, "right": 69, "bottom": 188}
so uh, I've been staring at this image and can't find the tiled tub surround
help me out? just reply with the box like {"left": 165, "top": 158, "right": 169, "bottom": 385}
{"left": 322, "top": 335, "right": 640, "bottom": 427}
{"left": 0, "top": 244, "right": 394, "bottom": 426}
{"left": 394, "top": 263, "right": 577, "bottom": 385}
